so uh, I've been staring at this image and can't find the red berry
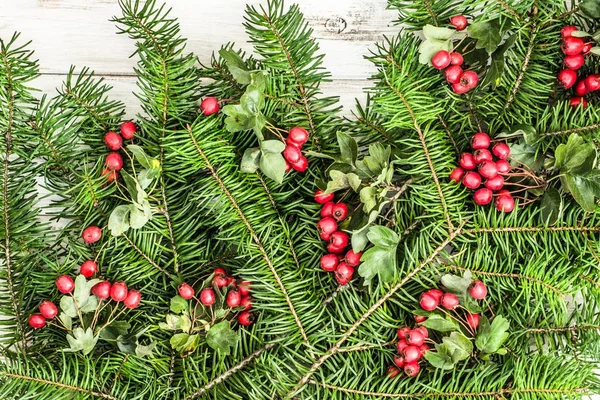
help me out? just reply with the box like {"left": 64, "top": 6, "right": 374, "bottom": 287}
{"left": 564, "top": 54, "right": 585, "bottom": 70}
{"left": 124, "top": 290, "right": 142, "bottom": 309}
{"left": 453, "top": 70, "right": 478, "bottom": 94}
{"left": 449, "top": 167, "right": 465, "bottom": 183}
{"left": 327, "top": 243, "right": 345, "bottom": 254}
{"left": 284, "top": 160, "right": 291, "bottom": 172}
{"left": 459, "top": 153, "right": 476, "bottom": 170}
{"left": 431, "top": 50, "right": 451, "bottom": 69}
{"left": 420, "top": 293, "right": 438, "bottom": 311}
{"left": 569, "top": 96, "right": 588, "bottom": 108}
{"left": 344, "top": 250, "right": 362, "bottom": 267}
{"left": 104, "top": 131, "right": 122, "bottom": 150}
{"left": 288, "top": 127, "right": 309, "bottom": 147}
{"left": 441, "top": 293, "right": 459, "bottom": 310}
{"left": 200, "top": 288, "right": 216, "bottom": 306}
{"left": 201, "top": 97, "right": 220, "bottom": 115}
{"left": 56, "top": 275, "right": 75, "bottom": 294}
{"left": 92, "top": 281, "right": 111, "bottom": 299}
{"left": 418, "top": 343, "right": 430, "bottom": 357}
{"left": 406, "top": 330, "right": 425, "bottom": 346}
{"left": 102, "top": 168, "right": 118, "bottom": 183}
{"left": 450, "top": 15, "right": 468, "bottom": 31}
{"left": 449, "top": 52, "right": 463, "bottom": 66}
{"left": 82, "top": 226, "right": 102, "bottom": 244}
{"left": 467, "top": 313, "right": 481, "bottom": 329}
{"left": 241, "top": 295, "right": 252, "bottom": 311}
{"left": 320, "top": 254, "right": 339, "bottom": 272}
{"left": 334, "top": 262, "right": 354, "bottom": 285}
{"left": 120, "top": 121, "right": 136, "bottom": 140}
{"left": 495, "top": 193, "right": 515, "bottom": 212}
{"left": 226, "top": 289, "right": 242, "bottom": 308}
{"left": 214, "top": 268, "right": 226, "bottom": 276}
{"left": 387, "top": 365, "right": 401, "bottom": 378}
{"left": 178, "top": 283, "right": 195, "bottom": 300}
{"left": 397, "top": 327, "right": 410, "bottom": 340}
{"left": 397, "top": 339, "right": 408, "bottom": 353}
{"left": 28, "top": 314, "right": 46, "bottom": 329}
{"left": 317, "top": 217, "right": 338, "bottom": 241}
{"left": 393, "top": 355, "right": 405, "bottom": 368}
{"left": 462, "top": 171, "right": 481, "bottom": 190}
{"left": 290, "top": 155, "right": 308, "bottom": 172}
{"left": 558, "top": 69, "right": 578, "bottom": 89}
{"left": 213, "top": 275, "right": 229, "bottom": 288}
{"left": 485, "top": 175, "right": 505, "bottom": 191}
{"left": 445, "top": 65, "right": 463, "bottom": 84}
{"left": 585, "top": 74, "right": 600, "bottom": 91}
{"left": 105, "top": 152, "right": 123, "bottom": 171}
{"left": 332, "top": 203, "right": 348, "bottom": 221}
{"left": 403, "top": 346, "right": 421, "bottom": 363}
{"left": 575, "top": 80, "right": 589, "bottom": 96}
{"left": 562, "top": 36, "right": 585, "bottom": 55}
{"left": 80, "top": 260, "right": 98, "bottom": 278}
{"left": 414, "top": 326, "right": 428, "bottom": 339}
{"left": 110, "top": 281, "right": 128, "bottom": 302}
{"left": 561, "top": 25, "right": 578, "bottom": 38}
{"left": 39, "top": 301, "right": 58, "bottom": 319}
{"left": 283, "top": 145, "right": 302, "bottom": 163}
{"left": 426, "top": 289, "right": 444, "bottom": 302}
{"left": 583, "top": 42, "right": 592, "bottom": 53}
{"left": 329, "top": 231, "right": 349, "bottom": 251}
{"left": 414, "top": 315, "right": 427, "bottom": 323}
{"left": 238, "top": 281, "right": 251, "bottom": 297}
{"left": 473, "top": 149, "right": 493, "bottom": 165}
{"left": 469, "top": 280, "right": 488, "bottom": 299}
{"left": 478, "top": 161, "right": 498, "bottom": 179}
{"left": 238, "top": 311, "right": 254, "bottom": 326}
{"left": 320, "top": 202, "right": 334, "bottom": 217}
{"left": 496, "top": 159, "right": 511, "bottom": 174}
{"left": 315, "top": 189, "right": 334, "bottom": 204}
{"left": 404, "top": 361, "right": 420, "bottom": 377}
{"left": 492, "top": 143, "right": 510, "bottom": 160}
{"left": 473, "top": 188, "right": 493, "bottom": 205}
{"left": 471, "top": 132, "right": 491, "bottom": 150}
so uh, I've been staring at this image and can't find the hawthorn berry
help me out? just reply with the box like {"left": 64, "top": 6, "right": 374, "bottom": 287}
{"left": 414, "top": 326, "right": 428, "bottom": 339}
{"left": 315, "top": 189, "right": 334, "bottom": 204}
{"left": 241, "top": 295, "right": 252, "bottom": 311}
{"left": 449, "top": 167, "right": 465, "bottom": 183}
{"left": 110, "top": 281, "right": 128, "bottom": 302}
{"left": 478, "top": 161, "right": 498, "bottom": 179}
{"left": 332, "top": 203, "right": 348, "bottom": 221}
{"left": 124, "top": 290, "right": 142, "bottom": 309}
{"left": 473, "top": 188, "right": 493, "bottom": 205}
{"left": 288, "top": 127, "right": 309, "bottom": 147}
{"left": 393, "top": 355, "right": 405, "bottom": 368}
{"left": 283, "top": 144, "right": 302, "bottom": 163}
{"left": 575, "top": 80, "right": 589, "bottom": 96}
{"left": 120, "top": 121, "right": 136, "bottom": 140}
{"left": 496, "top": 159, "right": 511, "bottom": 174}
{"left": 29, "top": 314, "right": 46, "bottom": 329}
{"left": 213, "top": 274, "right": 229, "bottom": 288}
{"left": 425, "top": 289, "right": 444, "bottom": 303}
{"left": 445, "top": 65, "right": 463, "bottom": 84}
{"left": 492, "top": 143, "right": 510, "bottom": 160}
{"left": 473, "top": 149, "right": 493, "bottom": 165}
{"left": 467, "top": 313, "right": 481, "bottom": 329}
{"left": 320, "top": 254, "right": 339, "bottom": 272}
{"left": 102, "top": 168, "right": 118, "bottom": 183}
{"left": 562, "top": 36, "right": 585, "bottom": 55}
{"left": 397, "top": 339, "right": 408, "bottom": 353}
{"left": 238, "top": 281, "right": 251, "bottom": 297}
{"left": 105, "top": 152, "right": 123, "bottom": 171}
{"left": 291, "top": 155, "right": 309, "bottom": 172}
{"left": 404, "top": 361, "right": 420, "bottom": 377}
{"left": 328, "top": 231, "right": 349, "bottom": 250}
{"left": 450, "top": 15, "right": 468, "bottom": 31}
{"left": 39, "top": 301, "right": 58, "bottom": 319}
{"left": 92, "top": 281, "right": 112, "bottom": 299}
{"left": 403, "top": 346, "right": 421, "bottom": 363}
{"left": 317, "top": 217, "right": 338, "bottom": 241}
{"left": 469, "top": 280, "right": 488, "bottom": 299}
{"left": 558, "top": 69, "right": 578, "bottom": 89}
{"left": 495, "top": 193, "right": 515, "bottom": 212}
{"left": 585, "top": 74, "right": 600, "bottom": 91}
{"left": 431, "top": 50, "right": 451, "bottom": 69}
{"left": 406, "top": 330, "right": 425, "bottom": 346}
{"left": 397, "top": 327, "right": 410, "bottom": 340}
{"left": 334, "top": 262, "right": 354, "bottom": 285}
{"left": 238, "top": 311, "right": 254, "bottom": 326}
{"left": 387, "top": 365, "right": 401, "bottom": 378}
{"left": 178, "top": 283, "right": 195, "bottom": 300}
{"left": 418, "top": 343, "right": 430, "bottom": 357}
{"left": 80, "top": 260, "right": 98, "bottom": 278}
{"left": 564, "top": 54, "right": 585, "bottom": 70}
{"left": 449, "top": 52, "right": 463, "bottom": 66}
{"left": 56, "top": 275, "right": 75, "bottom": 294}
{"left": 441, "top": 293, "right": 459, "bottom": 310}
{"left": 485, "top": 175, "right": 505, "bottom": 191}
{"left": 344, "top": 250, "right": 362, "bottom": 267}
{"left": 569, "top": 96, "right": 588, "bottom": 108}
{"left": 200, "top": 288, "right": 216, "bottom": 306}
{"left": 583, "top": 42, "right": 592, "bottom": 53}
{"left": 226, "top": 289, "right": 242, "bottom": 308}
{"left": 104, "top": 131, "right": 122, "bottom": 150}
{"left": 471, "top": 132, "right": 491, "bottom": 150}
{"left": 201, "top": 97, "right": 220, "bottom": 115}
{"left": 462, "top": 171, "right": 482, "bottom": 190}
{"left": 452, "top": 70, "right": 478, "bottom": 94}
{"left": 420, "top": 293, "right": 438, "bottom": 311}
{"left": 561, "top": 25, "right": 578, "bottom": 38}
{"left": 459, "top": 153, "right": 476, "bottom": 170}
{"left": 320, "top": 201, "right": 334, "bottom": 217}
{"left": 82, "top": 226, "right": 102, "bottom": 244}
{"left": 214, "top": 268, "right": 227, "bottom": 276}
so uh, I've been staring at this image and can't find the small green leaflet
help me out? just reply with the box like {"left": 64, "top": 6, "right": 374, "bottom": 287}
{"left": 336, "top": 131, "right": 358, "bottom": 165}
{"left": 359, "top": 187, "right": 378, "bottom": 212}
{"left": 170, "top": 296, "right": 188, "bottom": 314}
{"left": 468, "top": 19, "right": 502, "bottom": 53}
{"left": 219, "top": 49, "right": 251, "bottom": 84}
{"left": 259, "top": 151, "right": 286, "bottom": 184}
{"left": 442, "top": 331, "right": 473, "bottom": 362}
{"left": 109, "top": 205, "right": 131, "bottom": 236}
{"left": 441, "top": 270, "right": 472, "bottom": 295}
{"left": 509, "top": 141, "right": 544, "bottom": 172}
{"left": 418, "top": 24, "right": 455, "bottom": 65}
{"left": 481, "top": 34, "right": 516, "bottom": 88}
{"left": 64, "top": 327, "right": 98, "bottom": 355}
{"left": 159, "top": 314, "right": 192, "bottom": 333}
{"left": 60, "top": 296, "right": 78, "bottom": 319}
{"left": 357, "top": 225, "right": 400, "bottom": 283}
{"left": 475, "top": 315, "right": 510, "bottom": 354}
{"left": 419, "top": 314, "right": 460, "bottom": 332}
{"left": 325, "top": 170, "right": 361, "bottom": 193}
{"left": 170, "top": 333, "right": 200, "bottom": 354}
{"left": 580, "top": 0, "right": 600, "bottom": 18}
{"left": 563, "top": 172, "right": 600, "bottom": 212}
{"left": 99, "top": 320, "right": 131, "bottom": 342}
{"left": 206, "top": 321, "right": 238, "bottom": 355}
{"left": 424, "top": 346, "right": 455, "bottom": 370}
{"left": 540, "top": 187, "right": 562, "bottom": 225}
{"left": 241, "top": 147, "right": 261, "bottom": 173}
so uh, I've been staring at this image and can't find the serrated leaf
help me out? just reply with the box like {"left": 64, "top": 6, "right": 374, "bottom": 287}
{"left": 135, "top": 341, "right": 156, "bottom": 358}
{"left": 260, "top": 140, "right": 285, "bottom": 154}
{"left": 419, "top": 314, "right": 460, "bottom": 332}
{"left": 554, "top": 134, "right": 596, "bottom": 174}
{"left": 64, "top": 327, "right": 98, "bottom": 355}
{"left": 442, "top": 331, "right": 473, "bottom": 362}
{"left": 170, "top": 296, "right": 188, "bottom": 314}
{"left": 218, "top": 49, "right": 251, "bottom": 84}
{"left": 424, "top": 345, "right": 455, "bottom": 370}
{"left": 366, "top": 225, "right": 399, "bottom": 249}
{"left": 358, "top": 247, "right": 396, "bottom": 283}
{"left": 337, "top": 131, "right": 358, "bottom": 165}
{"left": 170, "top": 333, "right": 200, "bottom": 354}
{"left": 73, "top": 274, "right": 100, "bottom": 307}
{"left": 441, "top": 270, "right": 472, "bottom": 295}
{"left": 481, "top": 34, "right": 516, "bottom": 89}
{"left": 79, "top": 295, "right": 98, "bottom": 314}
{"left": 564, "top": 171, "right": 600, "bottom": 212}
{"left": 351, "top": 228, "right": 370, "bottom": 253}
{"left": 206, "top": 321, "right": 238, "bottom": 355}
{"left": 259, "top": 152, "right": 286, "bottom": 184}
{"left": 423, "top": 24, "right": 456, "bottom": 40}
{"left": 510, "top": 141, "right": 543, "bottom": 171}
{"left": 326, "top": 170, "right": 361, "bottom": 193}
{"left": 476, "top": 315, "right": 510, "bottom": 354}
{"left": 240, "top": 87, "right": 264, "bottom": 115}
{"left": 468, "top": 19, "right": 502, "bottom": 53}
{"left": 360, "top": 187, "right": 378, "bottom": 212}
{"left": 99, "top": 321, "right": 131, "bottom": 342}
{"left": 59, "top": 313, "right": 72, "bottom": 330}
{"left": 581, "top": 0, "right": 600, "bottom": 18}
{"left": 222, "top": 104, "right": 255, "bottom": 133}
{"left": 108, "top": 205, "right": 131, "bottom": 237}
{"left": 60, "top": 296, "right": 78, "bottom": 319}
{"left": 540, "top": 187, "right": 562, "bottom": 225}
{"left": 127, "top": 145, "right": 154, "bottom": 169}
{"left": 241, "top": 147, "right": 261, "bottom": 173}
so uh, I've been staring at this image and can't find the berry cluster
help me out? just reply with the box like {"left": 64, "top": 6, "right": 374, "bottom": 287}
{"left": 387, "top": 324, "right": 430, "bottom": 378}
{"left": 449, "top": 132, "right": 515, "bottom": 212}
{"left": 282, "top": 127, "right": 310, "bottom": 173}
{"left": 557, "top": 26, "right": 597, "bottom": 108}
{"left": 419, "top": 280, "right": 487, "bottom": 312}
{"left": 201, "top": 97, "right": 220, "bottom": 116}
{"left": 102, "top": 121, "right": 137, "bottom": 182}
{"left": 178, "top": 268, "right": 254, "bottom": 326}
{"left": 315, "top": 190, "right": 359, "bottom": 285}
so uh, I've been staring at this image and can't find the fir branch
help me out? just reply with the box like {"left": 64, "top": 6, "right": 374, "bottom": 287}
{"left": 466, "top": 226, "right": 600, "bottom": 233}
{"left": 542, "top": 123, "right": 600, "bottom": 136}
{"left": 122, "top": 233, "right": 172, "bottom": 278}
{"left": 504, "top": 24, "right": 539, "bottom": 110}
{"left": 337, "top": 340, "right": 396, "bottom": 354}
{"left": 525, "top": 325, "right": 600, "bottom": 334}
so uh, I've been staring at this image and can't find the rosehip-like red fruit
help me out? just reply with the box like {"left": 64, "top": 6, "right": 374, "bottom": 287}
{"left": 317, "top": 217, "right": 338, "bottom": 241}
{"left": 329, "top": 231, "right": 349, "bottom": 250}
{"left": 449, "top": 52, "right": 463, "bottom": 66}
{"left": 404, "top": 361, "right": 420, "bottom": 377}
{"left": 585, "top": 74, "right": 600, "bottom": 91}
{"left": 104, "top": 131, "right": 122, "bottom": 150}
{"left": 414, "top": 326, "right": 428, "bottom": 339}
{"left": 575, "top": 80, "right": 590, "bottom": 96}
{"left": 441, "top": 293, "right": 459, "bottom": 309}
{"left": 467, "top": 313, "right": 481, "bottom": 329}
{"left": 241, "top": 295, "right": 252, "bottom": 311}
{"left": 485, "top": 175, "right": 504, "bottom": 191}
{"left": 473, "top": 188, "right": 493, "bottom": 205}
{"left": 92, "top": 281, "right": 111, "bottom": 299}
{"left": 473, "top": 149, "right": 493, "bottom": 165}
{"left": 102, "top": 168, "right": 118, "bottom": 183}
{"left": 418, "top": 343, "right": 430, "bottom": 357}
{"left": 214, "top": 268, "right": 226, "bottom": 276}
{"left": 445, "top": 65, "right": 463, "bottom": 84}
{"left": 478, "top": 161, "right": 498, "bottom": 179}
{"left": 320, "top": 254, "right": 339, "bottom": 272}
{"left": 449, "top": 167, "right": 465, "bottom": 183}
{"left": 562, "top": 36, "right": 585, "bottom": 55}
{"left": 583, "top": 42, "right": 592, "bottom": 53}
{"left": 403, "top": 346, "right": 421, "bottom": 363}
{"left": 288, "top": 127, "right": 309, "bottom": 147}
{"left": 344, "top": 250, "right": 362, "bottom": 267}
{"left": 565, "top": 54, "right": 585, "bottom": 70}
{"left": 471, "top": 132, "right": 491, "bottom": 150}
{"left": 238, "top": 311, "right": 255, "bottom": 326}
{"left": 39, "top": 301, "right": 58, "bottom": 319}
{"left": 397, "top": 327, "right": 410, "bottom": 340}
{"left": 332, "top": 203, "right": 348, "bottom": 221}
{"left": 283, "top": 144, "right": 302, "bottom": 164}
{"left": 420, "top": 293, "right": 438, "bottom": 311}
{"left": 320, "top": 202, "right": 334, "bottom": 217}
{"left": 558, "top": 69, "right": 578, "bottom": 89}
{"left": 431, "top": 50, "right": 451, "bottom": 69}
{"left": 397, "top": 339, "right": 408, "bottom": 353}
{"left": 110, "top": 281, "right": 128, "bottom": 302}
{"left": 496, "top": 192, "right": 515, "bottom": 212}
{"left": 29, "top": 314, "right": 46, "bottom": 329}
{"left": 469, "top": 280, "right": 488, "bottom": 299}
{"left": 124, "top": 290, "right": 142, "bottom": 309}
{"left": 496, "top": 159, "right": 511, "bottom": 174}
{"left": 178, "top": 283, "right": 195, "bottom": 300}
{"left": 80, "top": 260, "right": 98, "bottom": 278}
{"left": 105, "top": 152, "right": 123, "bottom": 171}
{"left": 462, "top": 171, "right": 482, "bottom": 189}
{"left": 226, "top": 289, "right": 242, "bottom": 308}
{"left": 426, "top": 289, "right": 444, "bottom": 302}
{"left": 315, "top": 189, "right": 334, "bottom": 204}
{"left": 56, "top": 275, "right": 75, "bottom": 294}
{"left": 393, "top": 355, "right": 405, "bottom": 368}
{"left": 453, "top": 70, "right": 478, "bottom": 94}
{"left": 450, "top": 15, "right": 468, "bottom": 30}
{"left": 213, "top": 274, "right": 229, "bottom": 288}
{"left": 120, "top": 121, "right": 136, "bottom": 140}
{"left": 334, "top": 262, "right": 354, "bottom": 285}
{"left": 387, "top": 365, "right": 401, "bottom": 378}
{"left": 201, "top": 97, "right": 220, "bottom": 115}
{"left": 238, "top": 281, "right": 251, "bottom": 297}
{"left": 492, "top": 142, "right": 510, "bottom": 159}
{"left": 200, "top": 288, "right": 216, "bottom": 306}
{"left": 290, "top": 155, "right": 309, "bottom": 172}
{"left": 82, "top": 226, "right": 102, "bottom": 244}
{"left": 406, "top": 330, "right": 425, "bottom": 346}
{"left": 569, "top": 96, "right": 588, "bottom": 108}
{"left": 459, "top": 153, "right": 476, "bottom": 170}
{"left": 561, "top": 25, "right": 577, "bottom": 38}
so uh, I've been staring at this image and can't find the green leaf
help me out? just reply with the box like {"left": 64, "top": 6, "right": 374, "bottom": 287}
{"left": 121, "top": 170, "right": 139, "bottom": 200}
{"left": 580, "top": 0, "right": 600, "bottom": 18}
{"left": 326, "top": 170, "right": 361, "bottom": 193}
{"left": 423, "top": 24, "right": 456, "bottom": 40}
{"left": 240, "top": 87, "right": 264, "bottom": 115}
{"left": 206, "top": 321, "right": 238, "bottom": 355}
{"left": 358, "top": 247, "right": 396, "bottom": 283}
{"left": 366, "top": 225, "right": 399, "bottom": 249}
{"left": 170, "top": 296, "right": 188, "bottom": 314}
{"left": 127, "top": 145, "right": 154, "bottom": 169}
{"left": 129, "top": 204, "right": 150, "bottom": 229}
{"left": 170, "top": 333, "right": 200, "bottom": 354}
{"left": 241, "top": 147, "right": 261, "bottom": 173}
{"left": 108, "top": 205, "right": 131, "bottom": 237}
{"left": 351, "top": 227, "right": 370, "bottom": 253}
{"left": 441, "top": 270, "right": 472, "bottom": 295}
{"left": 419, "top": 314, "right": 460, "bottom": 332}
{"left": 250, "top": 71, "right": 267, "bottom": 92}
{"left": 572, "top": 30, "right": 591, "bottom": 38}
{"left": 590, "top": 46, "right": 600, "bottom": 56}
{"left": 554, "top": 134, "right": 596, "bottom": 174}
{"left": 424, "top": 347, "right": 455, "bottom": 370}
{"left": 476, "top": 315, "right": 510, "bottom": 354}
{"left": 336, "top": 131, "right": 358, "bottom": 165}
{"left": 540, "top": 187, "right": 562, "bottom": 224}
{"left": 99, "top": 321, "right": 131, "bottom": 342}
{"left": 259, "top": 151, "right": 286, "bottom": 184}
{"left": 360, "top": 187, "right": 378, "bottom": 212}
{"left": 418, "top": 38, "right": 452, "bottom": 65}
{"left": 442, "top": 331, "right": 473, "bottom": 362}
{"left": 135, "top": 341, "right": 157, "bottom": 358}
{"left": 160, "top": 314, "right": 192, "bottom": 333}
{"left": 260, "top": 140, "right": 285, "bottom": 154}
{"left": 481, "top": 34, "right": 516, "bottom": 88}
{"left": 137, "top": 169, "right": 156, "bottom": 190}
{"left": 509, "top": 141, "right": 543, "bottom": 171}
{"left": 59, "top": 313, "right": 72, "bottom": 331}
{"left": 361, "top": 143, "right": 391, "bottom": 176}
{"left": 564, "top": 171, "right": 600, "bottom": 212}
{"left": 60, "top": 296, "right": 78, "bottom": 319}
{"left": 79, "top": 295, "right": 98, "bottom": 314}
{"left": 222, "top": 104, "right": 255, "bottom": 133}
{"left": 468, "top": 19, "right": 502, "bottom": 53}
{"left": 64, "top": 327, "right": 98, "bottom": 355}
{"left": 511, "top": 124, "right": 538, "bottom": 146}
{"left": 73, "top": 274, "right": 99, "bottom": 309}
{"left": 218, "top": 49, "right": 251, "bottom": 84}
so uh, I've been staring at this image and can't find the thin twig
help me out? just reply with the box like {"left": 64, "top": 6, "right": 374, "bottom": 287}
{"left": 2, "top": 372, "right": 119, "bottom": 400}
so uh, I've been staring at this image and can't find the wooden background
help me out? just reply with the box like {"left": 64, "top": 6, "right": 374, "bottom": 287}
{"left": 1, "top": 0, "right": 400, "bottom": 117}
